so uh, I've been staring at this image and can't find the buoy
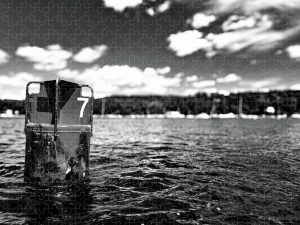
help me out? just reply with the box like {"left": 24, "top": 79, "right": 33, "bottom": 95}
{"left": 24, "top": 79, "right": 93, "bottom": 183}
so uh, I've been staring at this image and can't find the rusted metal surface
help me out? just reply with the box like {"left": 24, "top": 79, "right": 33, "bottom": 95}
{"left": 24, "top": 79, "right": 93, "bottom": 184}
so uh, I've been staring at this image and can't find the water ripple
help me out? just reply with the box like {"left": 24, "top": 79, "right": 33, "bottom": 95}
{"left": 0, "top": 118, "right": 299, "bottom": 224}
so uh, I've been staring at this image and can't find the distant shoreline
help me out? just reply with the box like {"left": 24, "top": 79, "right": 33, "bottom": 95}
{"left": 1, "top": 90, "right": 300, "bottom": 117}
{"left": 3, "top": 114, "right": 300, "bottom": 120}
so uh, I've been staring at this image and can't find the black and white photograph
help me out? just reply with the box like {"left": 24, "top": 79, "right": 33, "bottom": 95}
{"left": 0, "top": 0, "right": 300, "bottom": 224}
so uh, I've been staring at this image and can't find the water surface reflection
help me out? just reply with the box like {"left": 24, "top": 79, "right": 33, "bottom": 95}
{"left": 0, "top": 118, "right": 299, "bottom": 224}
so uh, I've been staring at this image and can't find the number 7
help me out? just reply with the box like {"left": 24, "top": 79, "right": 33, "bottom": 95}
{"left": 77, "top": 97, "right": 89, "bottom": 118}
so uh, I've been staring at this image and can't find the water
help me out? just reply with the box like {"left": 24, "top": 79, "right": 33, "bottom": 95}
{"left": 0, "top": 118, "right": 299, "bottom": 225}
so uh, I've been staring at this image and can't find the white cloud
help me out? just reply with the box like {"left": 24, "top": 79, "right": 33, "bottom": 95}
{"left": 175, "top": 72, "right": 184, "bottom": 78}
{"left": 58, "top": 69, "right": 79, "bottom": 79}
{"left": 58, "top": 65, "right": 181, "bottom": 97}
{"left": 216, "top": 73, "right": 241, "bottom": 83}
{"left": 212, "top": 0, "right": 300, "bottom": 15}
{"left": 146, "top": 8, "right": 155, "bottom": 16}
{"left": 16, "top": 44, "right": 72, "bottom": 71}
{"left": 34, "top": 60, "right": 67, "bottom": 71}
{"left": 73, "top": 45, "right": 108, "bottom": 63}
{"left": 259, "top": 88, "right": 270, "bottom": 93}
{"left": 156, "top": 66, "right": 171, "bottom": 75}
{"left": 206, "top": 15, "right": 283, "bottom": 56}
{"left": 103, "top": 0, "right": 143, "bottom": 12}
{"left": 0, "top": 72, "right": 41, "bottom": 100}
{"left": 185, "top": 75, "right": 198, "bottom": 82}
{"left": 209, "top": 0, "right": 300, "bottom": 55}
{"left": 188, "top": 13, "right": 216, "bottom": 29}
{"left": 192, "top": 80, "right": 215, "bottom": 88}
{"left": 169, "top": 21, "right": 285, "bottom": 58}
{"left": 184, "top": 87, "right": 219, "bottom": 95}
{"left": 239, "top": 77, "right": 280, "bottom": 90}
{"left": 222, "top": 15, "right": 257, "bottom": 32}
{"left": 168, "top": 0, "right": 300, "bottom": 58}
{"left": 290, "top": 84, "right": 300, "bottom": 90}
{"left": 157, "top": 1, "right": 171, "bottom": 14}
{"left": 0, "top": 49, "right": 10, "bottom": 65}
{"left": 286, "top": 45, "right": 300, "bottom": 60}
{"left": 167, "top": 30, "right": 213, "bottom": 57}
{"left": 145, "top": 1, "right": 171, "bottom": 16}
{"left": 248, "top": 80, "right": 276, "bottom": 89}
{"left": 183, "top": 88, "right": 199, "bottom": 96}
{"left": 217, "top": 90, "right": 230, "bottom": 96}
{"left": 202, "top": 87, "right": 217, "bottom": 94}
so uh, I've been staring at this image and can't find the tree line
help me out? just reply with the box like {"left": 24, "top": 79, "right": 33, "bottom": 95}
{"left": 1, "top": 90, "right": 300, "bottom": 116}
{"left": 94, "top": 90, "right": 300, "bottom": 116}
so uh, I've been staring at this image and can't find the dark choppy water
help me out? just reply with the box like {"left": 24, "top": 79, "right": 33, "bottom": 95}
{"left": 0, "top": 118, "right": 299, "bottom": 225}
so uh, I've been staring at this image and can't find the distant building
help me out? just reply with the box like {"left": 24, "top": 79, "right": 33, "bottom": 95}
{"left": 165, "top": 111, "right": 185, "bottom": 118}
{"left": 0, "top": 109, "right": 13, "bottom": 117}
{"left": 266, "top": 106, "right": 275, "bottom": 114}
{"left": 195, "top": 113, "right": 210, "bottom": 119}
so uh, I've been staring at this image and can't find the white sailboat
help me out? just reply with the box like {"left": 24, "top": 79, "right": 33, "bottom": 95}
{"left": 238, "top": 96, "right": 259, "bottom": 119}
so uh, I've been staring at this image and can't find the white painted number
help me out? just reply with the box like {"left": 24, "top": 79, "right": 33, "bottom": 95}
{"left": 77, "top": 97, "right": 89, "bottom": 118}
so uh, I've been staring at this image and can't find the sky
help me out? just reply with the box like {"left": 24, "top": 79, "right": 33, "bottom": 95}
{"left": 1, "top": 0, "right": 300, "bottom": 99}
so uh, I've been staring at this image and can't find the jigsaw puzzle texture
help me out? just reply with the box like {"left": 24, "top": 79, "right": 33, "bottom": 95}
{"left": 0, "top": 0, "right": 300, "bottom": 224}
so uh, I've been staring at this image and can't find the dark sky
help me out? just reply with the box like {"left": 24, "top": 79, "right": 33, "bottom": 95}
{"left": 0, "top": 0, "right": 300, "bottom": 99}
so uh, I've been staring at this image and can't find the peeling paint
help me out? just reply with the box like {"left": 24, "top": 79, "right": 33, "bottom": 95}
{"left": 24, "top": 80, "right": 93, "bottom": 184}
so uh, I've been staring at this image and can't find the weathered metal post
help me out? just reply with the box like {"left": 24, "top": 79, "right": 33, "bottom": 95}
{"left": 24, "top": 79, "right": 93, "bottom": 184}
